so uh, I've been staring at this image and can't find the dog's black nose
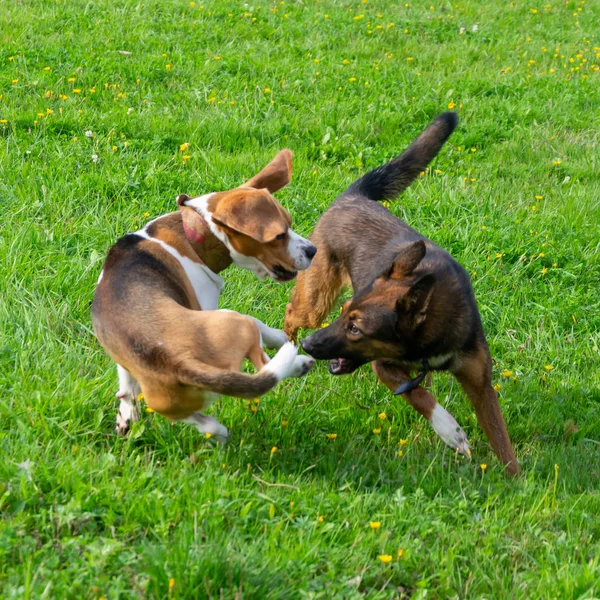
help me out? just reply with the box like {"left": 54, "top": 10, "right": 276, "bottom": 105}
{"left": 304, "top": 244, "right": 317, "bottom": 260}
{"left": 301, "top": 337, "right": 313, "bottom": 355}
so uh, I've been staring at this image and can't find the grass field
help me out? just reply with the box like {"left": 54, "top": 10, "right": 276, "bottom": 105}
{"left": 2, "top": 0, "right": 600, "bottom": 597}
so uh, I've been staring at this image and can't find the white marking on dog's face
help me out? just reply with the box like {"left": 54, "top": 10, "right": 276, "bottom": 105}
{"left": 429, "top": 403, "right": 471, "bottom": 456}
{"left": 136, "top": 228, "right": 224, "bottom": 310}
{"left": 97, "top": 269, "right": 104, "bottom": 284}
{"left": 286, "top": 229, "right": 315, "bottom": 271}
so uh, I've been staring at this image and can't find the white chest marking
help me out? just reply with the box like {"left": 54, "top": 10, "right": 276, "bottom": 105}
{"left": 135, "top": 226, "right": 224, "bottom": 310}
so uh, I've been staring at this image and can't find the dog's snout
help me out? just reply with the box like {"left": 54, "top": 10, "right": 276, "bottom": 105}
{"left": 304, "top": 244, "right": 317, "bottom": 260}
{"left": 300, "top": 337, "right": 314, "bottom": 355}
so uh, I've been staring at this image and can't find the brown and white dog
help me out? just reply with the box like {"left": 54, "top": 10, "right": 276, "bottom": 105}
{"left": 285, "top": 114, "right": 520, "bottom": 475}
{"left": 92, "top": 150, "right": 316, "bottom": 442}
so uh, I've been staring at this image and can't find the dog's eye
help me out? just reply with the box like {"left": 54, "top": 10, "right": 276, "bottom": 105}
{"left": 275, "top": 232, "right": 287, "bottom": 241}
{"left": 348, "top": 323, "right": 361, "bottom": 335}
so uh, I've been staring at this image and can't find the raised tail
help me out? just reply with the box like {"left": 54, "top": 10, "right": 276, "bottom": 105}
{"left": 348, "top": 112, "right": 458, "bottom": 201}
{"left": 174, "top": 342, "right": 312, "bottom": 399}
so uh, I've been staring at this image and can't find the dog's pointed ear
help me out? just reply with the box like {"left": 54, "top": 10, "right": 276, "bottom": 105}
{"left": 388, "top": 240, "right": 426, "bottom": 279}
{"left": 177, "top": 194, "right": 208, "bottom": 245}
{"left": 397, "top": 273, "right": 436, "bottom": 326}
{"left": 243, "top": 149, "right": 292, "bottom": 193}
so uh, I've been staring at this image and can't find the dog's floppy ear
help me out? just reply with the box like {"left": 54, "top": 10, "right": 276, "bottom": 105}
{"left": 177, "top": 194, "right": 209, "bottom": 245}
{"left": 243, "top": 149, "right": 292, "bottom": 193}
{"left": 397, "top": 273, "right": 436, "bottom": 327}
{"left": 211, "top": 192, "right": 291, "bottom": 243}
{"left": 388, "top": 240, "right": 426, "bottom": 279}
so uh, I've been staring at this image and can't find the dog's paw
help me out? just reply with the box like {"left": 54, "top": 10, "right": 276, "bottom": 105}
{"left": 290, "top": 355, "right": 314, "bottom": 378}
{"left": 429, "top": 403, "right": 471, "bottom": 457}
{"left": 115, "top": 411, "right": 131, "bottom": 436}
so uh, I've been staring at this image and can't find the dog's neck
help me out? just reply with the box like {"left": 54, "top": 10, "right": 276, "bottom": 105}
{"left": 182, "top": 213, "right": 233, "bottom": 274}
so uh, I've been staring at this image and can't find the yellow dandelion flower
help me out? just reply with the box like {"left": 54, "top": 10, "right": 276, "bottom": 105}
{"left": 182, "top": 155, "right": 191, "bottom": 160}
{"left": 379, "top": 412, "right": 387, "bottom": 420}
{"left": 535, "top": 195, "right": 543, "bottom": 200}
{"left": 378, "top": 554, "right": 393, "bottom": 563}
{"left": 46, "top": 108, "right": 54, "bottom": 115}
{"left": 349, "top": 77, "right": 357, "bottom": 82}
{"left": 143, "top": 212, "right": 150, "bottom": 217}
{"left": 165, "top": 64, "right": 171, "bottom": 69}
{"left": 205, "top": 433, "right": 212, "bottom": 439}
{"left": 369, "top": 521, "right": 381, "bottom": 530}
{"left": 480, "top": 463, "right": 487, "bottom": 471}
{"left": 553, "top": 160, "right": 561, "bottom": 165}
{"left": 146, "top": 407, "right": 154, "bottom": 413}
{"left": 448, "top": 101, "right": 456, "bottom": 109}
{"left": 317, "top": 515, "right": 324, "bottom": 523}
{"left": 0, "top": 119, "right": 7, "bottom": 124}
{"left": 320, "top": 322, "right": 329, "bottom": 328}
{"left": 381, "top": 201, "right": 391, "bottom": 208}
{"left": 399, "top": 439, "right": 408, "bottom": 446}
{"left": 271, "top": 446, "right": 278, "bottom": 454}
{"left": 372, "top": 428, "right": 381, "bottom": 435}
{"left": 180, "top": 142, "right": 189, "bottom": 152}
{"left": 326, "top": 433, "right": 337, "bottom": 440}
{"left": 342, "top": 59, "right": 350, "bottom": 65}
{"left": 544, "top": 364, "right": 554, "bottom": 371}
{"left": 398, "top": 450, "right": 403, "bottom": 457}
{"left": 407, "top": 57, "right": 413, "bottom": 61}
{"left": 214, "top": 56, "right": 221, "bottom": 60}
{"left": 541, "top": 267, "right": 548, "bottom": 275}
{"left": 471, "top": 147, "right": 477, "bottom": 152}
{"left": 397, "top": 549, "right": 404, "bottom": 558}
{"left": 169, "top": 577, "right": 175, "bottom": 589}
{"left": 12, "top": 79, "right": 18, "bottom": 84}
{"left": 112, "top": 145, "right": 118, "bottom": 151}
{"left": 502, "top": 369, "right": 513, "bottom": 377}
{"left": 282, "top": 420, "right": 288, "bottom": 427}
{"left": 493, "top": 383, "right": 501, "bottom": 392}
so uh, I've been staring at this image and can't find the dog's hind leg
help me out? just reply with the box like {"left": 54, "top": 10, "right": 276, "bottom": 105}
{"left": 452, "top": 345, "right": 520, "bottom": 476}
{"left": 372, "top": 361, "right": 471, "bottom": 456}
{"left": 115, "top": 364, "right": 141, "bottom": 435}
{"left": 182, "top": 412, "right": 229, "bottom": 444}
{"left": 285, "top": 249, "right": 348, "bottom": 341}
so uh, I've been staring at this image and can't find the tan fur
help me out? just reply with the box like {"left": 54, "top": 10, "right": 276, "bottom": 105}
{"left": 92, "top": 149, "right": 314, "bottom": 438}
{"left": 284, "top": 231, "right": 350, "bottom": 340}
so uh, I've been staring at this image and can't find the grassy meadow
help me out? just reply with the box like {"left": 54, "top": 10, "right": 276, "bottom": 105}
{"left": 1, "top": 0, "right": 600, "bottom": 597}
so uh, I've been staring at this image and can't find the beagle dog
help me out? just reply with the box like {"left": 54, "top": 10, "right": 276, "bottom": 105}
{"left": 92, "top": 150, "right": 316, "bottom": 442}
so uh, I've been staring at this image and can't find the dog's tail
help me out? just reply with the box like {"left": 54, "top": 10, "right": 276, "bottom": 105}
{"left": 348, "top": 112, "right": 458, "bottom": 201}
{"left": 173, "top": 342, "right": 309, "bottom": 399}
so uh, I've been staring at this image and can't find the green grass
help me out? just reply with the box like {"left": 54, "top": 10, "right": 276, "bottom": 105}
{"left": 1, "top": 0, "right": 600, "bottom": 597}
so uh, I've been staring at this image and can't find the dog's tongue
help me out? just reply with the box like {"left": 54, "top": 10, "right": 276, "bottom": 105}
{"left": 329, "top": 358, "right": 346, "bottom": 375}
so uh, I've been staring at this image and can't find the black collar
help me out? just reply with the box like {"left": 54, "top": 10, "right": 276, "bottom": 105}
{"left": 394, "top": 359, "right": 430, "bottom": 395}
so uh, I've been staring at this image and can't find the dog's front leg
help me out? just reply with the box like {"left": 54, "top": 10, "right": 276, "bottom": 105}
{"left": 115, "top": 365, "right": 141, "bottom": 435}
{"left": 372, "top": 361, "right": 471, "bottom": 457}
{"left": 216, "top": 309, "right": 288, "bottom": 350}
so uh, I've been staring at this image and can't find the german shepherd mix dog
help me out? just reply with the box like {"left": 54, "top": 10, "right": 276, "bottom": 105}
{"left": 285, "top": 113, "right": 519, "bottom": 475}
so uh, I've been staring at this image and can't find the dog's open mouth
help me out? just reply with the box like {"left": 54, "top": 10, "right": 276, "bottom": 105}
{"left": 329, "top": 358, "right": 361, "bottom": 375}
{"left": 271, "top": 265, "right": 298, "bottom": 283}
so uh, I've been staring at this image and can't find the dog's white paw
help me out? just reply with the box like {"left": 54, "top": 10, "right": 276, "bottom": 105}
{"left": 289, "top": 355, "right": 314, "bottom": 378}
{"left": 429, "top": 403, "right": 471, "bottom": 457}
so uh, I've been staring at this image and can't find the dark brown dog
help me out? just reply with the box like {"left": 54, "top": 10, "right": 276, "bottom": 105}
{"left": 285, "top": 113, "right": 519, "bottom": 475}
